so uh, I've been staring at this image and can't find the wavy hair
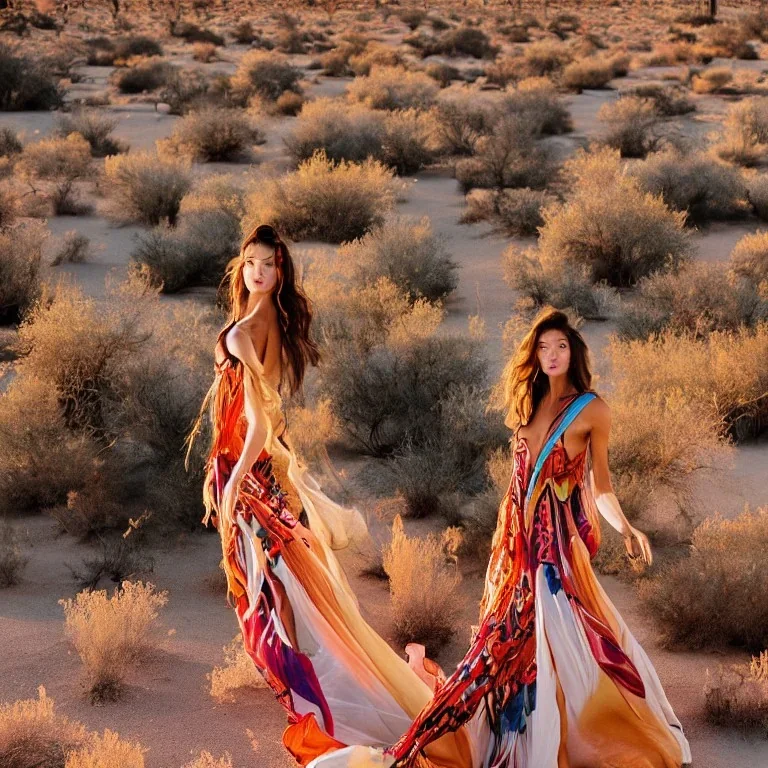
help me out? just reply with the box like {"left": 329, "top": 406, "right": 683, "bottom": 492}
{"left": 498, "top": 307, "right": 594, "bottom": 431}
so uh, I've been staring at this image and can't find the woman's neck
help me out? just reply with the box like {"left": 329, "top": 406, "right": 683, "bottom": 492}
{"left": 544, "top": 374, "right": 577, "bottom": 405}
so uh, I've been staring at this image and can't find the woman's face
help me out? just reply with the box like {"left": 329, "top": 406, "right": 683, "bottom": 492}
{"left": 242, "top": 242, "right": 279, "bottom": 296}
{"left": 537, "top": 329, "right": 570, "bottom": 378}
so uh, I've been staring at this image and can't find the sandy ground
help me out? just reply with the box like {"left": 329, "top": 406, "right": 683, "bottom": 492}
{"left": 2, "top": 17, "right": 768, "bottom": 767}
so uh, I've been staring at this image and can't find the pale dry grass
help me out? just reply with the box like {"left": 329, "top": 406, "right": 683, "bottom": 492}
{"left": 65, "top": 729, "right": 146, "bottom": 768}
{"left": 208, "top": 635, "right": 267, "bottom": 703}
{"left": 59, "top": 581, "right": 169, "bottom": 703}
{"left": 242, "top": 150, "right": 403, "bottom": 243}
{"left": 705, "top": 651, "right": 768, "bottom": 734}
{"left": 0, "top": 686, "right": 87, "bottom": 768}
{"left": 182, "top": 752, "right": 234, "bottom": 768}
{"left": 383, "top": 515, "right": 462, "bottom": 656}
{"left": 640, "top": 507, "right": 768, "bottom": 650}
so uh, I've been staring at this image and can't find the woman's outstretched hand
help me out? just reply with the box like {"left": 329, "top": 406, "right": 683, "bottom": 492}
{"left": 624, "top": 525, "right": 652, "bottom": 566}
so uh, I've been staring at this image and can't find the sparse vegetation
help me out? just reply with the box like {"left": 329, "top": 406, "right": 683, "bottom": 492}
{"left": 598, "top": 96, "right": 662, "bottom": 158}
{"left": 231, "top": 50, "right": 302, "bottom": 104}
{"left": 705, "top": 651, "right": 768, "bottom": 735}
{"left": 0, "top": 43, "right": 64, "bottom": 110}
{"left": 53, "top": 110, "right": 126, "bottom": 157}
{"left": 462, "top": 187, "right": 555, "bottom": 236}
{"left": 0, "top": 220, "right": 47, "bottom": 325}
{"left": 208, "top": 635, "right": 267, "bottom": 702}
{"left": 347, "top": 66, "right": 438, "bottom": 111}
{"left": 731, "top": 229, "right": 768, "bottom": 286}
{"left": 0, "top": 520, "right": 28, "bottom": 587}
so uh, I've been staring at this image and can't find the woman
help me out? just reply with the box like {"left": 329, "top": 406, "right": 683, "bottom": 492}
{"left": 188, "top": 225, "right": 467, "bottom": 767}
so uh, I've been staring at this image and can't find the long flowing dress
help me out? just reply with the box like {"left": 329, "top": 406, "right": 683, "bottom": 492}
{"left": 202, "top": 347, "right": 691, "bottom": 768}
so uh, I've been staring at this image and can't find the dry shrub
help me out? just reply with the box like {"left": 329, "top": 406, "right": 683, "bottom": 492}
{"left": 500, "top": 77, "right": 573, "bottom": 136}
{"left": 705, "top": 651, "right": 768, "bottom": 734}
{"left": 104, "top": 151, "right": 192, "bottom": 226}
{"left": 730, "top": 229, "right": 768, "bottom": 285}
{"left": 113, "top": 57, "right": 174, "bottom": 94}
{"left": 523, "top": 40, "right": 573, "bottom": 77}
{"left": 455, "top": 113, "right": 555, "bottom": 193}
{"left": 597, "top": 96, "right": 662, "bottom": 158}
{"left": 627, "top": 84, "right": 694, "bottom": 117}
{"left": 502, "top": 244, "right": 620, "bottom": 321}
{"left": 339, "top": 216, "right": 457, "bottom": 302}
{"left": 349, "top": 43, "right": 404, "bottom": 76}
{"left": 0, "top": 686, "right": 87, "bottom": 768}
{"left": 51, "top": 231, "right": 91, "bottom": 266}
{"left": 53, "top": 111, "right": 126, "bottom": 157}
{"left": 535, "top": 146, "right": 692, "bottom": 287}
{"left": 0, "top": 376, "right": 97, "bottom": 516}
{"left": 170, "top": 21, "right": 224, "bottom": 46}
{"left": 182, "top": 752, "right": 233, "bottom": 768}
{"left": 383, "top": 515, "right": 462, "bottom": 655}
{"left": 462, "top": 187, "right": 555, "bottom": 236}
{"left": 419, "top": 25, "right": 498, "bottom": 59}
{"left": 192, "top": 42, "right": 217, "bottom": 63}
{"left": 286, "top": 98, "right": 384, "bottom": 164}
{"left": 700, "top": 22, "right": 756, "bottom": 59}
{"left": 429, "top": 88, "right": 495, "bottom": 156}
{"left": 561, "top": 55, "right": 616, "bottom": 91}
{"left": 609, "top": 324, "right": 768, "bottom": 444}
{"left": 747, "top": 175, "right": 768, "bottom": 221}
{"left": 691, "top": 66, "right": 733, "bottom": 95}
{"left": 347, "top": 66, "right": 438, "bottom": 111}
{"left": 17, "top": 133, "right": 92, "bottom": 215}
{"left": 0, "top": 220, "right": 47, "bottom": 324}
{"left": 59, "top": 581, "right": 169, "bottom": 703}
{"left": 0, "top": 43, "right": 63, "bottom": 110}
{"left": 424, "top": 62, "right": 460, "bottom": 87}
{"left": 159, "top": 107, "right": 264, "bottom": 162}
{"left": 639, "top": 508, "right": 768, "bottom": 650}
{"left": 157, "top": 69, "right": 222, "bottom": 116}
{"left": 208, "top": 635, "right": 267, "bottom": 703}
{"left": 618, "top": 261, "right": 767, "bottom": 341}
{"left": 231, "top": 50, "right": 301, "bottom": 103}
{"left": 380, "top": 108, "right": 438, "bottom": 175}
{"left": 65, "top": 729, "right": 146, "bottom": 768}
{"left": 712, "top": 96, "right": 768, "bottom": 167}
{"left": 629, "top": 149, "right": 749, "bottom": 224}
{"left": 242, "top": 150, "right": 401, "bottom": 243}
{"left": 0, "top": 126, "right": 22, "bottom": 162}
{"left": 85, "top": 35, "right": 163, "bottom": 66}
{"left": 0, "top": 520, "right": 29, "bottom": 587}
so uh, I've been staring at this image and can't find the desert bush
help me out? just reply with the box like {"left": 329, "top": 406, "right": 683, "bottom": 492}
{"left": 484, "top": 55, "right": 524, "bottom": 88}
{"left": 0, "top": 183, "right": 15, "bottom": 224}
{"left": 349, "top": 44, "right": 404, "bottom": 76}
{"left": 455, "top": 114, "right": 555, "bottom": 192}
{"left": 629, "top": 149, "right": 749, "bottom": 224}
{"left": 242, "top": 150, "right": 401, "bottom": 243}
{"left": 0, "top": 520, "right": 28, "bottom": 587}
{"left": 712, "top": 97, "right": 768, "bottom": 166}
{"left": 51, "top": 231, "right": 91, "bottom": 266}
{"left": 157, "top": 69, "right": 222, "bottom": 116}
{"left": 424, "top": 62, "right": 460, "bottom": 87}
{"left": 535, "top": 146, "right": 692, "bottom": 287}
{"left": 399, "top": 8, "right": 426, "bottom": 30}
{"left": 286, "top": 98, "right": 384, "bottom": 164}
{"left": 0, "top": 687, "right": 88, "bottom": 767}
{"left": 0, "top": 43, "right": 64, "bottom": 110}
{"left": 192, "top": 43, "right": 218, "bottom": 63}
{"left": 113, "top": 57, "right": 174, "bottom": 94}
{"left": 561, "top": 55, "right": 616, "bottom": 91}
{"left": 609, "top": 324, "right": 768, "bottom": 443}
{"left": 0, "top": 376, "right": 97, "bottom": 516}
{"left": 383, "top": 515, "right": 462, "bottom": 655}
{"left": 53, "top": 110, "right": 126, "bottom": 157}
{"left": 523, "top": 40, "right": 573, "bottom": 77}
{"left": 462, "top": 187, "right": 555, "bottom": 236}
{"left": 231, "top": 50, "right": 301, "bottom": 104}
{"left": 233, "top": 20, "right": 257, "bottom": 44}
{"left": 86, "top": 35, "right": 163, "bottom": 65}
{"left": 104, "top": 151, "right": 191, "bottom": 226}
{"left": 747, "top": 175, "right": 768, "bottom": 221}
{"left": 340, "top": 216, "right": 457, "bottom": 302}
{"left": 0, "top": 126, "right": 23, "bottom": 158}
{"left": 705, "top": 651, "right": 768, "bottom": 734}
{"left": 381, "top": 108, "right": 438, "bottom": 175}
{"left": 208, "top": 635, "right": 267, "bottom": 702}
{"left": 731, "top": 229, "right": 768, "bottom": 286}
{"left": 640, "top": 508, "right": 768, "bottom": 650}
{"left": 597, "top": 96, "right": 662, "bottom": 158}
{"left": 0, "top": 221, "right": 47, "bottom": 325}
{"left": 160, "top": 107, "right": 263, "bottom": 162}
{"left": 347, "top": 66, "right": 438, "bottom": 111}
{"left": 60, "top": 581, "right": 168, "bottom": 702}
{"left": 65, "top": 729, "right": 146, "bottom": 768}
{"left": 183, "top": 752, "right": 234, "bottom": 768}
{"left": 691, "top": 66, "right": 733, "bottom": 95}
{"left": 421, "top": 25, "right": 498, "bottom": 59}
{"left": 618, "top": 261, "right": 768, "bottom": 340}
{"left": 502, "top": 245, "right": 620, "bottom": 321}
{"left": 429, "top": 89, "right": 495, "bottom": 156}
{"left": 17, "top": 133, "right": 92, "bottom": 215}
{"left": 500, "top": 77, "right": 573, "bottom": 136}
{"left": 170, "top": 21, "right": 224, "bottom": 46}
{"left": 627, "top": 84, "right": 695, "bottom": 116}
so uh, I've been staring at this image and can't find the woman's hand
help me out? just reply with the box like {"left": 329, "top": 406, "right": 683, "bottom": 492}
{"left": 623, "top": 525, "right": 652, "bottom": 566}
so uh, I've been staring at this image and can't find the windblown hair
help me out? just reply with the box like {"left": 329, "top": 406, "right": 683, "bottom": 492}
{"left": 498, "top": 307, "right": 594, "bottom": 431}
{"left": 217, "top": 224, "right": 320, "bottom": 395}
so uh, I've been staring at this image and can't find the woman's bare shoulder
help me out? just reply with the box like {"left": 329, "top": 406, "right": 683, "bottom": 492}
{"left": 583, "top": 393, "right": 610, "bottom": 427}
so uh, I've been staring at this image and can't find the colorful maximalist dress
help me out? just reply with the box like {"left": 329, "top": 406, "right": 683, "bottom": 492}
{"left": 203, "top": 348, "right": 691, "bottom": 768}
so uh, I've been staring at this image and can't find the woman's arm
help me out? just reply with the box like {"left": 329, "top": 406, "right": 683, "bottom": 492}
{"left": 589, "top": 398, "right": 653, "bottom": 565}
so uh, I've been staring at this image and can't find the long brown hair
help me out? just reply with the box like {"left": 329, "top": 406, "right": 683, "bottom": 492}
{"left": 217, "top": 224, "right": 320, "bottom": 395}
{"left": 498, "top": 307, "right": 594, "bottom": 431}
